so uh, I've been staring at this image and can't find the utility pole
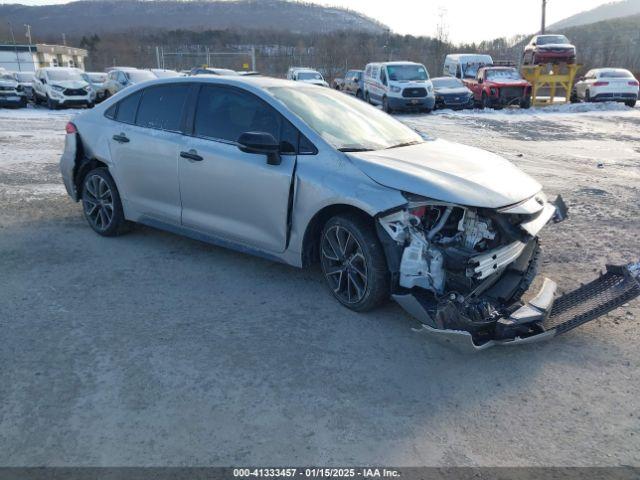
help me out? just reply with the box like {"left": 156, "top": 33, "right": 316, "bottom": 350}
{"left": 25, "top": 24, "right": 33, "bottom": 72}
{"left": 541, "top": 0, "right": 547, "bottom": 34}
{"left": 62, "top": 33, "right": 66, "bottom": 46}
{"left": 24, "top": 24, "right": 32, "bottom": 44}
{"left": 8, "top": 22, "right": 22, "bottom": 71}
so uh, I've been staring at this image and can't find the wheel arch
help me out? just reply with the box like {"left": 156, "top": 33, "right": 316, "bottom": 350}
{"left": 301, "top": 203, "right": 376, "bottom": 267}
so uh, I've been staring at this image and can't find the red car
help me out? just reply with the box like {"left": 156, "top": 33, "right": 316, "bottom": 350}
{"left": 464, "top": 67, "right": 532, "bottom": 109}
{"left": 523, "top": 34, "right": 577, "bottom": 65}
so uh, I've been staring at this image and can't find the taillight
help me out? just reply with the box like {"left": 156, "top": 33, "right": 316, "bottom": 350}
{"left": 65, "top": 122, "right": 77, "bottom": 134}
{"left": 593, "top": 81, "right": 609, "bottom": 86}
{"left": 629, "top": 80, "right": 639, "bottom": 86}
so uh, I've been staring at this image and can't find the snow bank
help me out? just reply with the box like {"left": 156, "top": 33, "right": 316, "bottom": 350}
{"left": 0, "top": 105, "right": 80, "bottom": 120}
{"left": 426, "top": 101, "right": 636, "bottom": 122}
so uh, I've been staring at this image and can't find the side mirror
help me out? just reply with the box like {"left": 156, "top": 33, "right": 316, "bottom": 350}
{"left": 478, "top": 78, "right": 484, "bottom": 84}
{"left": 41, "top": 78, "right": 47, "bottom": 85}
{"left": 238, "top": 131, "right": 281, "bottom": 165}
{"left": 578, "top": 76, "right": 585, "bottom": 81}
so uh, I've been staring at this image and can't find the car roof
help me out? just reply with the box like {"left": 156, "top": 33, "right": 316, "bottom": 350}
{"left": 130, "top": 75, "right": 313, "bottom": 90}
{"left": 446, "top": 54, "right": 492, "bottom": 60}
{"left": 40, "top": 67, "right": 80, "bottom": 71}
{"left": 481, "top": 66, "right": 516, "bottom": 71}
{"left": 593, "top": 68, "right": 630, "bottom": 73}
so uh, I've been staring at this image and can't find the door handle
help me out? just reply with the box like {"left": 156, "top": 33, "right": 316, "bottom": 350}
{"left": 180, "top": 150, "right": 203, "bottom": 162}
{"left": 112, "top": 133, "right": 129, "bottom": 143}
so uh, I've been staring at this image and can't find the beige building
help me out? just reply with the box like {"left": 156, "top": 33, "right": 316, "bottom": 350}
{"left": 0, "top": 44, "right": 88, "bottom": 72}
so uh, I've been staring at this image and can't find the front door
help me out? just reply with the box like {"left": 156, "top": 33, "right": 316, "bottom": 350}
{"left": 178, "top": 85, "right": 296, "bottom": 253}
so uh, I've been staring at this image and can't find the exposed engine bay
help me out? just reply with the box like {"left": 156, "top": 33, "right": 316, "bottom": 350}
{"left": 378, "top": 193, "right": 640, "bottom": 350}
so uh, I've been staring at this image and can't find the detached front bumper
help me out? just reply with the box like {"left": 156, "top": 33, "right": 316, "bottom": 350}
{"left": 394, "top": 262, "right": 640, "bottom": 351}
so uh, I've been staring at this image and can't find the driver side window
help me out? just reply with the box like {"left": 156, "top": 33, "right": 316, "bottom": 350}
{"left": 194, "top": 85, "right": 305, "bottom": 154}
{"left": 380, "top": 68, "right": 388, "bottom": 86}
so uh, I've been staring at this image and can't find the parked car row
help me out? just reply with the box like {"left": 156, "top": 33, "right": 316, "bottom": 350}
{"left": 325, "top": 32, "right": 636, "bottom": 112}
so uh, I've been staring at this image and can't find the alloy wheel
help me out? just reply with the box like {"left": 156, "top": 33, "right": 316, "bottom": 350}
{"left": 83, "top": 174, "right": 114, "bottom": 231}
{"left": 321, "top": 225, "right": 368, "bottom": 304}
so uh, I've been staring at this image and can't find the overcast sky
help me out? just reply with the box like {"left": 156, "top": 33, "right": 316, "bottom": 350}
{"left": 1, "top": 0, "right": 615, "bottom": 43}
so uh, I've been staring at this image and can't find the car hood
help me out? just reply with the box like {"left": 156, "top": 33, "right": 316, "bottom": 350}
{"left": 299, "top": 79, "right": 328, "bottom": 86}
{"left": 346, "top": 139, "right": 541, "bottom": 209}
{"left": 487, "top": 78, "right": 530, "bottom": 86}
{"left": 51, "top": 80, "right": 89, "bottom": 89}
{"left": 0, "top": 80, "right": 18, "bottom": 88}
{"left": 434, "top": 86, "right": 471, "bottom": 95}
{"left": 538, "top": 43, "right": 575, "bottom": 50}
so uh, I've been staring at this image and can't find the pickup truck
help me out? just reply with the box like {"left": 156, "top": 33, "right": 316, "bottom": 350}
{"left": 464, "top": 66, "right": 532, "bottom": 109}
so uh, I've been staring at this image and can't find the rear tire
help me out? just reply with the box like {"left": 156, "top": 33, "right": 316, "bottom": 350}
{"left": 625, "top": 99, "right": 636, "bottom": 108}
{"left": 585, "top": 90, "right": 592, "bottom": 103}
{"left": 81, "top": 167, "right": 131, "bottom": 237}
{"left": 520, "top": 98, "right": 531, "bottom": 109}
{"left": 356, "top": 89, "right": 363, "bottom": 100}
{"left": 365, "top": 91, "right": 371, "bottom": 104}
{"left": 320, "top": 214, "right": 389, "bottom": 312}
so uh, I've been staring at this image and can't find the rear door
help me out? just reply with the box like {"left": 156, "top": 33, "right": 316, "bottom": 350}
{"left": 178, "top": 84, "right": 297, "bottom": 253}
{"left": 108, "top": 84, "right": 191, "bottom": 224}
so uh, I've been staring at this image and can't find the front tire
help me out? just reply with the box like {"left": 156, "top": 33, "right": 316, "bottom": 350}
{"left": 585, "top": 90, "right": 592, "bottom": 103}
{"left": 320, "top": 214, "right": 389, "bottom": 312}
{"left": 81, "top": 168, "right": 130, "bottom": 237}
{"left": 482, "top": 92, "right": 491, "bottom": 109}
{"left": 46, "top": 95, "right": 57, "bottom": 110}
{"left": 570, "top": 89, "right": 579, "bottom": 103}
{"left": 382, "top": 96, "right": 391, "bottom": 113}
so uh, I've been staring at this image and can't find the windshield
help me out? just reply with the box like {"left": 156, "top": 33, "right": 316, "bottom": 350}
{"left": 268, "top": 86, "right": 423, "bottom": 151}
{"left": 87, "top": 73, "right": 107, "bottom": 82}
{"left": 15, "top": 73, "right": 34, "bottom": 82}
{"left": 387, "top": 64, "right": 429, "bottom": 81}
{"left": 486, "top": 68, "right": 522, "bottom": 80}
{"left": 431, "top": 78, "right": 463, "bottom": 88}
{"left": 537, "top": 35, "right": 569, "bottom": 45}
{"left": 125, "top": 70, "right": 156, "bottom": 83}
{"left": 599, "top": 70, "right": 633, "bottom": 79}
{"left": 47, "top": 70, "right": 84, "bottom": 81}
{"left": 152, "top": 70, "right": 180, "bottom": 78}
{"left": 298, "top": 71, "right": 323, "bottom": 81}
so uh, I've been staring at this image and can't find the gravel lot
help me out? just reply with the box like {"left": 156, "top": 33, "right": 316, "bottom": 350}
{"left": 1, "top": 104, "right": 639, "bottom": 467}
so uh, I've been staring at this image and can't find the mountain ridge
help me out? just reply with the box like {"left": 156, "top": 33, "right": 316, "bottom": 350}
{"left": 0, "top": 0, "right": 388, "bottom": 37}
{"left": 548, "top": 0, "right": 640, "bottom": 30}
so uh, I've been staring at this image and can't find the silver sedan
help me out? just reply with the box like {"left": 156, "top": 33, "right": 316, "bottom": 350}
{"left": 60, "top": 75, "right": 639, "bottom": 350}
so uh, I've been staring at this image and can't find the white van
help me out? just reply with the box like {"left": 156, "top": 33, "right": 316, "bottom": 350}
{"left": 443, "top": 54, "right": 493, "bottom": 80}
{"left": 363, "top": 61, "right": 435, "bottom": 113}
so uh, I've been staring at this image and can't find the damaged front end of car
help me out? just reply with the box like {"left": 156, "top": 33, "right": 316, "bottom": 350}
{"left": 377, "top": 192, "right": 640, "bottom": 351}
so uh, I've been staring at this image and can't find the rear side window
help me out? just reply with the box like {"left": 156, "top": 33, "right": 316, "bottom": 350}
{"left": 136, "top": 84, "right": 190, "bottom": 132}
{"left": 194, "top": 86, "right": 281, "bottom": 143}
{"left": 115, "top": 91, "right": 142, "bottom": 124}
